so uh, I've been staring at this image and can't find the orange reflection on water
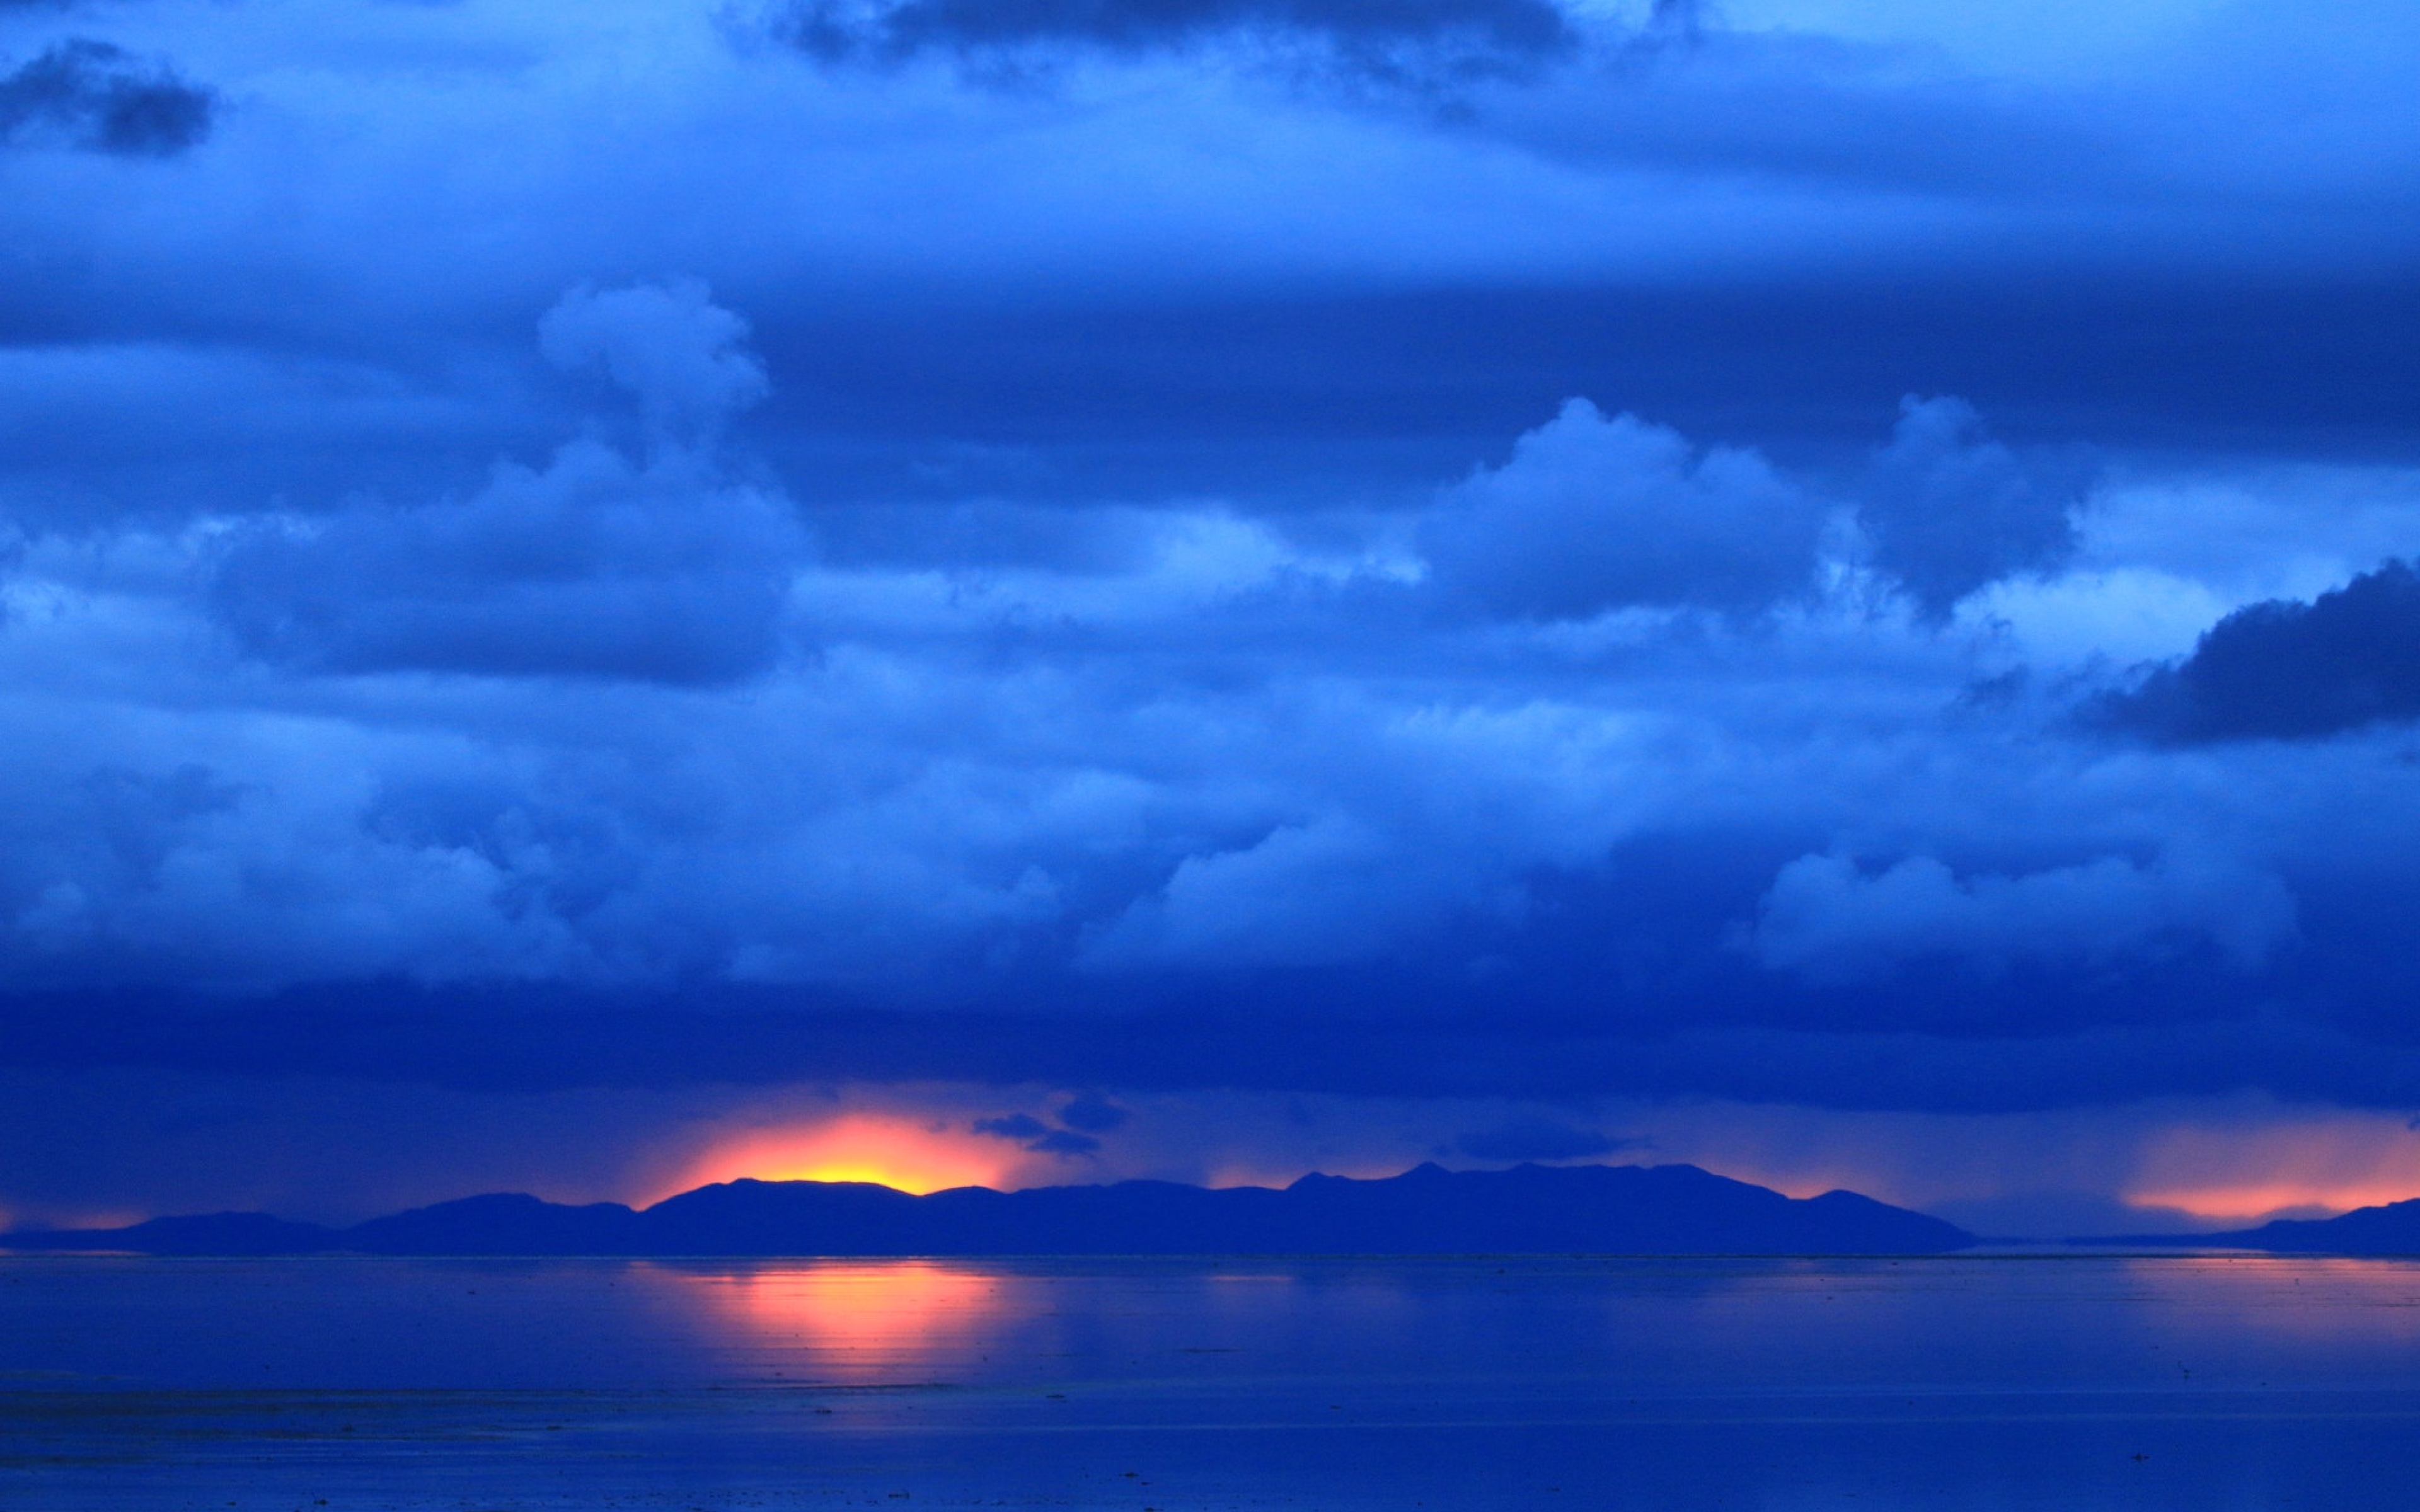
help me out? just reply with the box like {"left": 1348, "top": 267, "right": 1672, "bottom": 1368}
{"left": 666, "top": 1113, "right": 1017, "bottom": 1200}
{"left": 2117, "top": 1256, "right": 2420, "bottom": 1348}
{"left": 681, "top": 1262, "right": 1011, "bottom": 1368}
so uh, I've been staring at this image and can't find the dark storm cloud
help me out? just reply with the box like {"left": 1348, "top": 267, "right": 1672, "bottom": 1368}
{"left": 0, "top": 38, "right": 212, "bottom": 156}
{"left": 9, "top": 0, "right": 2420, "bottom": 1231}
{"left": 767, "top": 0, "right": 1581, "bottom": 77}
{"left": 13, "top": 959, "right": 2420, "bottom": 1115}
{"left": 2095, "top": 561, "right": 2420, "bottom": 744}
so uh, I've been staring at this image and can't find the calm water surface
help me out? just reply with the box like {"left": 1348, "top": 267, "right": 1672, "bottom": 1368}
{"left": 3, "top": 1255, "right": 2417, "bottom": 1509}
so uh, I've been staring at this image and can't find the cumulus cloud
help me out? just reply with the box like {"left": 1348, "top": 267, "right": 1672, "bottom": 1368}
{"left": 0, "top": 280, "right": 2407, "bottom": 1130}
{"left": 210, "top": 282, "right": 804, "bottom": 685}
{"left": 1420, "top": 398, "right": 1829, "bottom": 620}
{"left": 538, "top": 280, "right": 770, "bottom": 445}
{"left": 1858, "top": 396, "right": 2083, "bottom": 617}
{"left": 2092, "top": 559, "right": 2420, "bottom": 743}
{"left": 1751, "top": 851, "right": 2298, "bottom": 985}
{"left": 0, "top": 38, "right": 213, "bottom": 156}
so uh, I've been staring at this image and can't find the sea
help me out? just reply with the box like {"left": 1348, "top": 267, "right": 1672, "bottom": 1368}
{"left": 3, "top": 1253, "right": 2417, "bottom": 1509}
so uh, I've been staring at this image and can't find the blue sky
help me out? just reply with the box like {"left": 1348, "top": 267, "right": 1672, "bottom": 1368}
{"left": 4, "top": 0, "right": 2420, "bottom": 1236}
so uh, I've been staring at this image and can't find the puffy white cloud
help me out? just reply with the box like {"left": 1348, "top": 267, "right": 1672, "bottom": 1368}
{"left": 1422, "top": 398, "right": 1829, "bottom": 619}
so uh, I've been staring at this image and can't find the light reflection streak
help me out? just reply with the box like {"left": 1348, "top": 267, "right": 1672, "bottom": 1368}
{"left": 2116, "top": 1257, "right": 2420, "bottom": 1347}
{"left": 673, "top": 1261, "right": 1013, "bottom": 1375}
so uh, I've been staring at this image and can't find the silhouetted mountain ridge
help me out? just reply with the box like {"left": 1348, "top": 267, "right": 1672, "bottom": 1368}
{"left": 1, "top": 1161, "right": 1973, "bottom": 1256}
{"left": 2094, "top": 1194, "right": 2420, "bottom": 1254}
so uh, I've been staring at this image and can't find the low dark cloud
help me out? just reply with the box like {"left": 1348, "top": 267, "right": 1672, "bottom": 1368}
{"left": 972, "top": 1112, "right": 1051, "bottom": 1140}
{"left": 2095, "top": 561, "right": 2420, "bottom": 744}
{"left": 0, "top": 38, "right": 214, "bottom": 156}
{"left": 766, "top": 0, "right": 1580, "bottom": 79}
{"left": 21, "top": 975, "right": 2420, "bottom": 1116}
{"left": 1455, "top": 1116, "right": 1639, "bottom": 1162}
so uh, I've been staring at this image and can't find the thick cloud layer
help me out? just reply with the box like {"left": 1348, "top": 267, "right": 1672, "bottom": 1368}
{"left": 769, "top": 0, "right": 1582, "bottom": 79}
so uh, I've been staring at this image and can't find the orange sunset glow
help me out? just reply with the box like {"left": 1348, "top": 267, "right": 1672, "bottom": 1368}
{"left": 2125, "top": 1183, "right": 2418, "bottom": 1224}
{"left": 2124, "top": 1117, "right": 2420, "bottom": 1224}
{"left": 664, "top": 1113, "right": 1022, "bottom": 1201}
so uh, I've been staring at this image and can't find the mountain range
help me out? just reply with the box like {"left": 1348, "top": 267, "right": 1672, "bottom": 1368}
{"left": 2096, "top": 1195, "right": 2420, "bottom": 1255}
{"left": 3, "top": 1161, "right": 1975, "bottom": 1256}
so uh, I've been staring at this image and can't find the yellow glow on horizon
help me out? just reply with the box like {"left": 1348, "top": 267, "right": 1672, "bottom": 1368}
{"left": 665, "top": 1113, "right": 1017, "bottom": 1201}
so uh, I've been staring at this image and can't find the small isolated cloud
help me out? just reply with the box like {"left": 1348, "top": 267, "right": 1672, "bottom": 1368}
{"left": 971, "top": 1113, "right": 1099, "bottom": 1156}
{"left": 1421, "top": 398, "right": 1827, "bottom": 621}
{"left": 2091, "top": 560, "right": 2420, "bottom": 744}
{"left": 0, "top": 39, "right": 214, "bottom": 157}
{"left": 539, "top": 279, "right": 769, "bottom": 445}
{"left": 1751, "top": 850, "right": 2298, "bottom": 985}
{"left": 1455, "top": 1117, "right": 1641, "bottom": 1163}
{"left": 1858, "top": 396, "right": 2082, "bottom": 618}
{"left": 1056, "top": 1092, "right": 1130, "bottom": 1132}
{"left": 765, "top": 0, "right": 1579, "bottom": 80}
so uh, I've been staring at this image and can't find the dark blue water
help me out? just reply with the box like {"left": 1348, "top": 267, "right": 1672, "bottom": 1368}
{"left": 4, "top": 1255, "right": 2417, "bottom": 1508}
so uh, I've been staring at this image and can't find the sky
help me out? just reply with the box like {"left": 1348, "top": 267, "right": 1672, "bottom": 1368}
{"left": 3, "top": 0, "right": 2419, "bottom": 1238}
